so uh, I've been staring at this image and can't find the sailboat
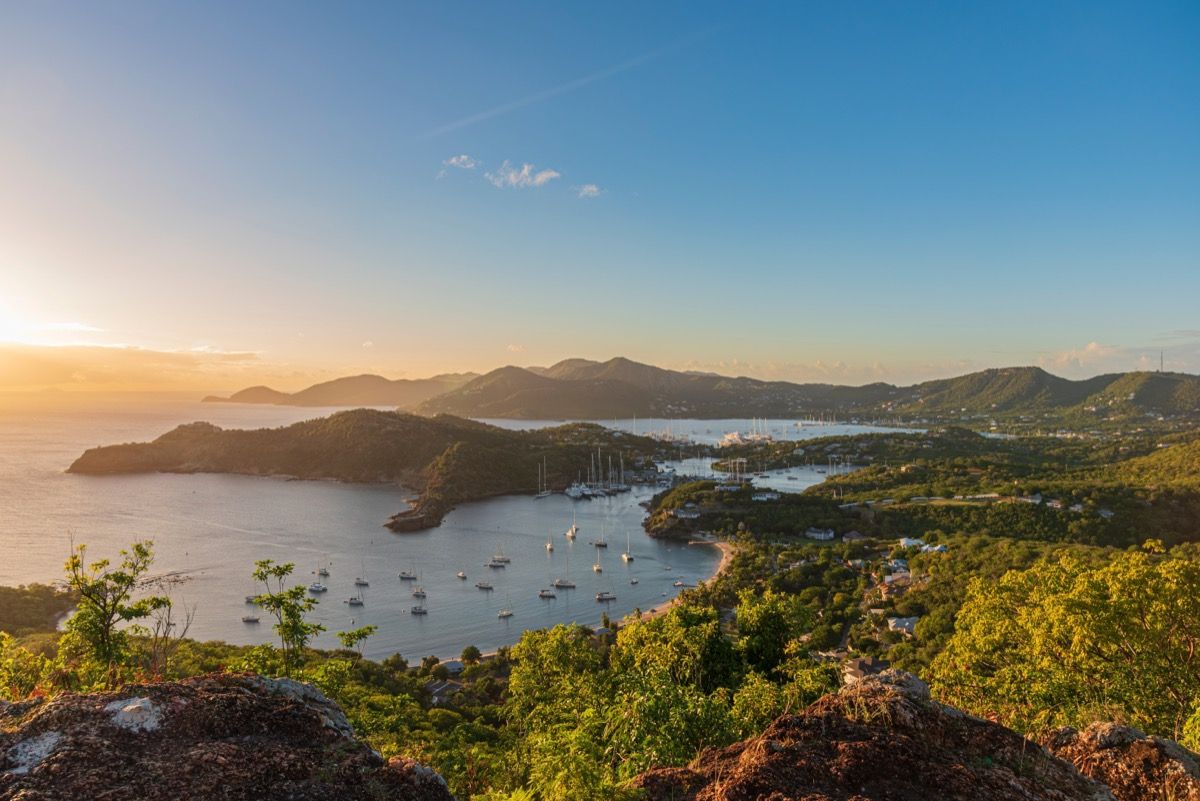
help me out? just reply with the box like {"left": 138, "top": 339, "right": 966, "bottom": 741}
{"left": 592, "top": 545, "right": 603, "bottom": 573}
{"left": 546, "top": 531, "right": 554, "bottom": 552}
{"left": 354, "top": 560, "right": 369, "bottom": 587}
{"left": 621, "top": 530, "right": 634, "bottom": 562}
{"left": 410, "top": 602, "right": 428, "bottom": 615}
{"left": 491, "top": 546, "right": 511, "bottom": 564}
{"left": 398, "top": 561, "right": 417, "bottom": 580}
{"left": 497, "top": 593, "right": 514, "bottom": 619}
{"left": 317, "top": 558, "right": 330, "bottom": 577}
{"left": 345, "top": 593, "right": 364, "bottom": 607}
{"left": 536, "top": 458, "right": 552, "bottom": 498}
{"left": 565, "top": 511, "right": 579, "bottom": 539}
{"left": 538, "top": 588, "right": 557, "bottom": 599}
{"left": 591, "top": 523, "right": 608, "bottom": 548}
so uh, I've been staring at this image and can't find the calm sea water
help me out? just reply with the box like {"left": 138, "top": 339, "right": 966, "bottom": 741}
{"left": 0, "top": 396, "right": 893, "bottom": 660}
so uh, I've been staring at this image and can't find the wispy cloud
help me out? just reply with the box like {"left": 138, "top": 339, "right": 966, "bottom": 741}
{"left": 575, "top": 184, "right": 603, "bottom": 199}
{"left": 506, "top": 343, "right": 525, "bottom": 353}
{"left": 486, "top": 161, "right": 561, "bottom": 189}
{"left": 38, "top": 321, "right": 104, "bottom": 333}
{"left": 417, "top": 28, "right": 714, "bottom": 139}
{"left": 362, "top": 340, "right": 374, "bottom": 349}
{"left": 444, "top": 154, "right": 478, "bottom": 170}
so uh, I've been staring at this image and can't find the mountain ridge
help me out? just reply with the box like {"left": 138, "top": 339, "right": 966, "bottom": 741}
{"left": 205, "top": 358, "right": 1200, "bottom": 422}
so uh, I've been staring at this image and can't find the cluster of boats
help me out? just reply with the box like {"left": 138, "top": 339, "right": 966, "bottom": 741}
{"left": 242, "top": 513, "right": 660, "bottom": 626}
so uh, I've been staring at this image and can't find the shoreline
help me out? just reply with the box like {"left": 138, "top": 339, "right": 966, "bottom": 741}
{"left": 622, "top": 538, "right": 733, "bottom": 624}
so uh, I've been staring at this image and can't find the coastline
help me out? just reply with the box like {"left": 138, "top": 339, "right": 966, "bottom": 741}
{"left": 623, "top": 538, "right": 733, "bottom": 623}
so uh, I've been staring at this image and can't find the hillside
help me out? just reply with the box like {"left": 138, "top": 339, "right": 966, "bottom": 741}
{"left": 633, "top": 670, "right": 1198, "bottom": 801}
{"left": 67, "top": 410, "right": 661, "bottom": 529}
{"left": 412, "top": 357, "right": 1200, "bottom": 423}
{"left": 203, "top": 372, "right": 476, "bottom": 408}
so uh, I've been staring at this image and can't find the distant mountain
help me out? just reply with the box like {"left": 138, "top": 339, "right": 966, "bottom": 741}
{"left": 415, "top": 358, "right": 1200, "bottom": 422}
{"left": 203, "top": 373, "right": 476, "bottom": 408}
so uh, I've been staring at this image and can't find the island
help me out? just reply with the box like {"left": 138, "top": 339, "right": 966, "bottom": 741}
{"left": 67, "top": 410, "right": 665, "bottom": 531}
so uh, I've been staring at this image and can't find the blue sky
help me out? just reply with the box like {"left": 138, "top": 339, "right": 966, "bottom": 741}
{"left": 1, "top": 1, "right": 1198, "bottom": 390}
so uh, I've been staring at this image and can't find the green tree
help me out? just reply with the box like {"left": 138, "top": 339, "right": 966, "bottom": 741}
{"left": 931, "top": 550, "right": 1200, "bottom": 742}
{"left": 337, "top": 625, "right": 378, "bottom": 659}
{"left": 251, "top": 560, "right": 324, "bottom": 675}
{"left": 735, "top": 588, "right": 812, "bottom": 675}
{"left": 63, "top": 541, "right": 170, "bottom": 687}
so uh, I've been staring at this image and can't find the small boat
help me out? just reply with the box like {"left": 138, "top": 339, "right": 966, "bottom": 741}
{"left": 538, "top": 589, "right": 557, "bottom": 599}
{"left": 308, "top": 581, "right": 328, "bottom": 593}
{"left": 398, "top": 565, "right": 417, "bottom": 580}
{"left": 317, "top": 564, "right": 330, "bottom": 577}
{"left": 596, "top": 591, "right": 617, "bottom": 602}
{"left": 593, "top": 563, "right": 602, "bottom": 573}
{"left": 345, "top": 595, "right": 364, "bottom": 607}
{"left": 241, "top": 615, "right": 260, "bottom": 624}
{"left": 673, "top": 580, "right": 685, "bottom": 587}
{"left": 411, "top": 586, "right": 426, "bottom": 599}
{"left": 486, "top": 560, "right": 506, "bottom": 569}
{"left": 411, "top": 604, "right": 428, "bottom": 615}
{"left": 476, "top": 581, "right": 494, "bottom": 590}
{"left": 553, "top": 578, "right": 575, "bottom": 589}
{"left": 498, "top": 593, "right": 514, "bottom": 618}
{"left": 456, "top": 570, "right": 467, "bottom": 580}
{"left": 630, "top": 578, "right": 639, "bottom": 585}
{"left": 546, "top": 531, "right": 554, "bottom": 552}
{"left": 565, "top": 511, "right": 579, "bottom": 539}
{"left": 491, "top": 547, "right": 511, "bottom": 564}
{"left": 354, "top": 560, "right": 369, "bottom": 586}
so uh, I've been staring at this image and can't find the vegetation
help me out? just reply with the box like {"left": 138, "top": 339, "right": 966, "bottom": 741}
{"left": 0, "top": 583, "right": 75, "bottom": 636}
{"left": 931, "top": 545, "right": 1200, "bottom": 748}
{"left": 68, "top": 410, "right": 665, "bottom": 529}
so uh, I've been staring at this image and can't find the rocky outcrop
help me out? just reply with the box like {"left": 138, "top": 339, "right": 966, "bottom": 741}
{"left": 634, "top": 670, "right": 1114, "bottom": 801}
{"left": 0, "top": 673, "right": 454, "bottom": 801}
{"left": 1043, "top": 723, "right": 1200, "bottom": 801}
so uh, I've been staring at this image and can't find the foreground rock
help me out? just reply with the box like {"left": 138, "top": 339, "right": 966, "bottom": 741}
{"left": 1044, "top": 723, "right": 1200, "bottom": 801}
{"left": 0, "top": 673, "right": 454, "bottom": 801}
{"left": 635, "top": 670, "right": 1113, "bottom": 801}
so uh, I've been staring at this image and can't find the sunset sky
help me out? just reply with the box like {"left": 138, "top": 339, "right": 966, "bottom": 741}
{"left": 1, "top": 1, "right": 1198, "bottom": 392}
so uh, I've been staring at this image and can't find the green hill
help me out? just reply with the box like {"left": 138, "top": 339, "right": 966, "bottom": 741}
{"left": 68, "top": 410, "right": 660, "bottom": 529}
{"left": 204, "top": 373, "right": 476, "bottom": 408}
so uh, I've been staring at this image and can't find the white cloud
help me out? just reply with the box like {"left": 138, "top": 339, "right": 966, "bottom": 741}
{"left": 575, "top": 184, "right": 603, "bottom": 198}
{"left": 1037, "top": 341, "right": 1121, "bottom": 372}
{"left": 362, "top": 340, "right": 374, "bottom": 349}
{"left": 486, "top": 161, "right": 561, "bottom": 189}
{"left": 506, "top": 343, "right": 525, "bottom": 353}
{"left": 444, "top": 154, "right": 478, "bottom": 169}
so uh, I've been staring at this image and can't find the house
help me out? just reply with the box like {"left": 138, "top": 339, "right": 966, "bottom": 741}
{"left": 843, "top": 656, "right": 889, "bottom": 684}
{"left": 439, "top": 659, "right": 464, "bottom": 676}
{"left": 1069, "top": 503, "right": 1085, "bottom": 513}
{"left": 842, "top": 530, "right": 866, "bottom": 542}
{"left": 897, "top": 537, "right": 925, "bottom": 549}
{"left": 673, "top": 507, "right": 702, "bottom": 520}
{"left": 752, "top": 491, "right": 781, "bottom": 502}
{"left": 887, "top": 558, "right": 909, "bottom": 571}
{"left": 805, "top": 527, "right": 836, "bottom": 541}
{"left": 887, "top": 616, "right": 919, "bottom": 635}
{"left": 1018, "top": 493, "right": 1044, "bottom": 505}
{"left": 1047, "top": 499, "right": 1064, "bottom": 510}
{"left": 920, "top": 544, "right": 948, "bottom": 554}
{"left": 883, "top": 570, "right": 911, "bottom": 585}
{"left": 424, "top": 679, "right": 464, "bottom": 706}
{"left": 715, "top": 483, "right": 744, "bottom": 492}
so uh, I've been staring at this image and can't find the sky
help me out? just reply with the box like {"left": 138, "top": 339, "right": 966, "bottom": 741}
{"left": 1, "top": 1, "right": 1198, "bottom": 392}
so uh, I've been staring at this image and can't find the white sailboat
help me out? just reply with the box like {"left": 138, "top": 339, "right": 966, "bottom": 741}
{"left": 565, "top": 511, "right": 579, "bottom": 539}
{"left": 497, "top": 593, "right": 513, "bottom": 619}
{"left": 621, "top": 530, "right": 634, "bottom": 562}
{"left": 536, "top": 458, "right": 552, "bottom": 498}
{"left": 592, "top": 545, "right": 603, "bottom": 573}
{"left": 354, "top": 560, "right": 369, "bottom": 586}
{"left": 546, "top": 531, "right": 554, "bottom": 552}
